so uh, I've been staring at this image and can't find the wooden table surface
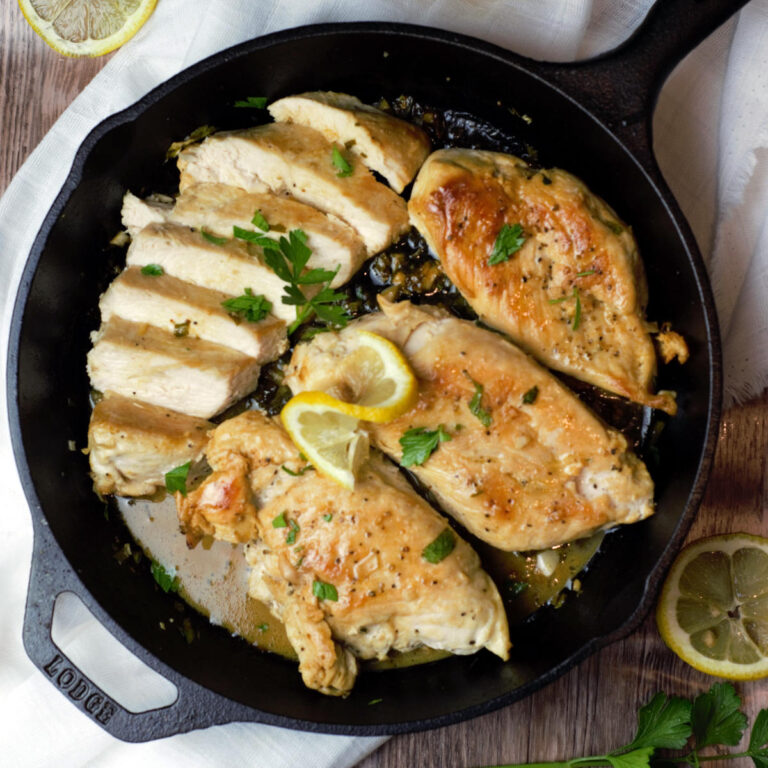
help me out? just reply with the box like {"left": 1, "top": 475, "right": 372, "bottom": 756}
{"left": 3, "top": 6, "right": 766, "bottom": 767}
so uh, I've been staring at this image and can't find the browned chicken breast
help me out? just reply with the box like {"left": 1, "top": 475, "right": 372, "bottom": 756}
{"left": 177, "top": 123, "right": 409, "bottom": 254}
{"left": 177, "top": 410, "right": 510, "bottom": 695}
{"left": 408, "top": 149, "right": 680, "bottom": 414}
{"left": 88, "top": 393, "right": 212, "bottom": 496}
{"left": 268, "top": 91, "right": 430, "bottom": 193}
{"left": 285, "top": 299, "right": 655, "bottom": 552}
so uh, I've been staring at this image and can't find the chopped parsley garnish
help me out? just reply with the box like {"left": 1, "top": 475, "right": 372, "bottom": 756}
{"left": 281, "top": 464, "right": 312, "bottom": 477}
{"left": 312, "top": 579, "right": 338, "bottom": 602}
{"left": 257, "top": 623, "right": 269, "bottom": 632}
{"left": 166, "top": 124, "right": 216, "bottom": 159}
{"left": 422, "top": 528, "right": 456, "bottom": 564}
{"left": 521, "top": 385, "right": 539, "bottom": 405}
{"left": 151, "top": 561, "right": 179, "bottom": 593}
{"left": 233, "top": 225, "right": 267, "bottom": 244}
{"left": 331, "top": 146, "right": 353, "bottom": 177}
{"left": 323, "top": 513, "right": 333, "bottom": 522}
{"left": 576, "top": 269, "right": 595, "bottom": 277}
{"left": 201, "top": 228, "right": 228, "bottom": 246}
{"left": 488, "top": 223, "right": 526, "bottom": 265}
{"left": 466, "top": 374, "right": 492, "bottom": 428}
{"left": 251, "top": 209, "right": 269, "bottom": 232}
{"left": 221, "top": 288, "right": 271, "bottom": 323}
{"left": 286, "top": 519, "right": 300, "bottom": 545}
{"left": 257, "top": 228, "right": 349, "bottom": 333}
{"left": 368, "top": 698, "right": 383, "bottom": 706}
{"left": 548, "top": 286, "right": 582, "bottom": 331}
{"left": 234, "top": 96, "right": 267, "bottom": 109}
{"left": 399, "top": 425, "right": 452, "bottom": 467}
{"left": 272, "top": 512, "right": 288, "bottom": 529}
{"left": 141, "top": 263, "right": 164, "bottom": 276}
{"left": 165, "top": 462, "right": 190, "bottom": 495}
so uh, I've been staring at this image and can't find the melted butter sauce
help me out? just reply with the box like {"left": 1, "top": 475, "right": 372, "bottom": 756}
{"left": 111, "top": 95, "right": 658, "bottom": 668}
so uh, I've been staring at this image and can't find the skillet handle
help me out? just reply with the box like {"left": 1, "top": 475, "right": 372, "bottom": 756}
{"left": 22, "top": 521, "right": 260, "bottom": 742}
{"left": 527, "top": 0, "right": 751, "bottom": 158}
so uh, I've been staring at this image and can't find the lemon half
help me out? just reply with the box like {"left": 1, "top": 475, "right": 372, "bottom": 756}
{"left": 19, "top": 0, "right": 158, "bottom": 57}
{"left": 657, "top": 533, "right": 768, "bottom": 680}
{"left": 281, "top": 392, "right": 370, "bottom": 490}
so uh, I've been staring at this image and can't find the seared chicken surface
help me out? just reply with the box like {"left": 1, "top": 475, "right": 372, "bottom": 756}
{"left": 123, "top": 183, "right": 367, "bottom": 288}
{"left": 177, "top": 410, "right": 510, "bottom": 695}
{"left": 408, "top": 149, "right": 680, "bottom": 414}
{"left": 269, "top": 91, "right": 430, "bottom": 193}
{"left": 88, "top": 393, "right": 212, "bottom": 496}
{"left": 286, "top": 299, "right": 655, "bottom": 551}
{"left": 178, "top": 122, "right": 409, "bottom": 254}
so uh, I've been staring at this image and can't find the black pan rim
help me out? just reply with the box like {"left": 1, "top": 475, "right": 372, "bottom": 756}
{"left": 7, "top": 20, "right": 722, "bottom": 737}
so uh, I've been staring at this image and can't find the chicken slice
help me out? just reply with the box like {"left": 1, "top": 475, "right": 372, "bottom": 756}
{"left": 176, "top": 410, "right": 510, "bottom": 695}
{"left": 408, "top": 149, "right": 679, "bottom": 414}
{"left": 87, "top": 317, "right": 262, "bottom": 419}
{"left": 99, "top": 266, "right": 287, "bottom": 361}
{"left": 268, "top": 91, "right": 430, "bottom": 193}
{"left": 125, "top": 222, "right": 296, "bottom": 324}
{"left": 285, "top": 299, "right": 655, "bottom": 552}
{"left": 87, "top": 393, "right": 212, "bottom": 496}
{"left": 167, "top": 183, "right": 367, "bottom": 288}
{"left": 121, "top": 192, "right": 173, "bottom": 237}
{"left": 177, "top": 123, "right": 409, "bottom": 254}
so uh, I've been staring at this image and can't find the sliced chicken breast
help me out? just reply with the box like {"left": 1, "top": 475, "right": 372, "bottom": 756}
{"left": 169, "top": 183, "right": 367, "bottom": 287}
{"left": 408, "top": 148, "right": 679, "bottom": 414}
{"left": 268, "top": 91, "right": 430, "bottom": 193}
{"left": 99, "top": 266, "right": 287, "bottom": 362}
{"left": 176, "top": 410, "right": 510, "bottom": 695}
{"left": 87, "top": 317, "right": 262, "bottom": 419}
{"left": 178, "top": 123, "right": 409, "bottom": 254}
{"left": 285, "top": 299, "right": 655, "bottom": 552}
{"left": 125, "top": 222, "right": 297, "bottom": 324}
{"left": 88, "top": 393, "right": 212, "bottom": 497}
{"left": 121, "top": 192, "right": 173, "bottom": 237}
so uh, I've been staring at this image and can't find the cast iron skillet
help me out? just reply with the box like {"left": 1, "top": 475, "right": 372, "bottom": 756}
{"left": 8, "top": 0, "right": 745, "bottom": 742}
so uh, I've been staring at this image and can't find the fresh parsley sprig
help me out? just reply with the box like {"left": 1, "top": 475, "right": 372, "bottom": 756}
{"left": 488, "top": 223, "right": 526, "bottom": 265}
{"left": 480, "top": 683, "right": 768, "bottom": 768}
{"left": 221, "top": 288, "right": 271, "bottom": 323}
{"left": 400, "top": 425, "right": 452, "bottom": 467}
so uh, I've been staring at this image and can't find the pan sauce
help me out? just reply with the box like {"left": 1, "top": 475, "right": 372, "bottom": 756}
{"left": 111, "top": 96, "right": 657, "bottom": 668}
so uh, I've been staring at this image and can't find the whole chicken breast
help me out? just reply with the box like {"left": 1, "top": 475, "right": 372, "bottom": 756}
{"left": 176, "top": 410, "right": 510, "bottom": 695}
{"left": 285, "top": 299, "right": 655, "bottom": 552}
{"left": 408, "top": 149, "right": 680, "bottom": 414}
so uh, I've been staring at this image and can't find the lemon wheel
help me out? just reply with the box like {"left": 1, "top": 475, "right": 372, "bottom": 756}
{"left": 19, "top": 0, "right": 157, "bottom": 57}
{"left": 281, "top": 392, "right": 370, "bottom": 490}
{"left": 657, "top": 533, "right": 768, "bottom": 680}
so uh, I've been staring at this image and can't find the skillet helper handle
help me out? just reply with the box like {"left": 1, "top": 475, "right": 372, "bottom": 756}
{"left": 528, "top": 0, "right": 751, "bottom": 157}
{"left": 22, "top": 522, "right": 245, "bottom": 742}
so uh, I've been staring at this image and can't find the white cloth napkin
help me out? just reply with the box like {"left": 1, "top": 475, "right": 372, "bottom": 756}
{"left": 1, "top": 1, "right": 766, "bottom": 765}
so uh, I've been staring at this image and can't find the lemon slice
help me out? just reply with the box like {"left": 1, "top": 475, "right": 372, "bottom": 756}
{"left": 657, "top": 533, "right": 768, "bottom": 680}
{"left": 308, "top": 330, "right": 417, "bottom": 423}
{"left": 19, "top": 0, "right": 157, "bottom": 57}
{"left": 281, "top": 392, "right": 370, "bottom": 490}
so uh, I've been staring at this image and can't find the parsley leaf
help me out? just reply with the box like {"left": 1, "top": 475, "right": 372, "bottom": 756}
{"left": 422, "top": 529, "right": 456, "bottom": 564}
{"left": 286, "top": 518, "right": 300, "bottom": 545}
{"left": 165, "top": 462, "right": 190, "bottom": 495}
{"left": 548, "top": 287, "right": 582, "bottom": 331}
{"left": 251, "top": 209, "right": 269, "bottom": 232}
{"left": 691, "top": 683, "right": 747, "bottom": 749}
{"left": 332, "top": 146, "right": 353, "bottom": 177}
{"left": 221, "top": 288, "right": 271, "bottom": 322}
{"left": 488, "top": 223, "right": 526, "bottom": 265}
{"left": 151, "top": 561, "right": 179, "bottom": 594}
{"left": 606, "top": 748, "right": 654, "bottom": 768}
{"left": 521, "top": 386, "right": 539, "bottom": 405}
{"left": 201, "top": 229, "right": 228, "bottom": 246}
{"left": 312, "top": 579, "right": 338, "bottom": 601}
{"left": 281, "top": 464, "right": 312, "bottom": 477}
{"left": 323, "top": 513, "right": 333, "bottom": 522}
{"left": 467, "top": 375, "right": 492, "bottom": 427}
{"left": 749, "top": 709, "right": 768, "bottom": 768}
{"left": 234, "top": 96, "right": 267, "bottom": 108}
{"left": 272, "top": 512, "right": 287, "bottom": 529}
{"left": 619, "top": 692, "right": 692, "bottom": 752}
{"left": 399, "top": 425, "right": 452, "bottom": 467}
{"left": 576, "top": 269, "right": 596, "bottom": 277}
{"left": 141, "top": 263, "right": 164, "bottom": 276}
{"left": 257, "top": 623, "right": 269, "bottom": 632}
